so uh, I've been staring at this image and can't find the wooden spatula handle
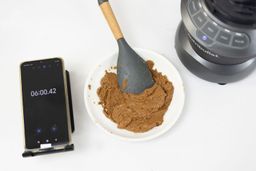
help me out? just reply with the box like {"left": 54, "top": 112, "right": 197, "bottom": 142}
{"left": 98, "top": 0, "right": 124, "bottom": 40}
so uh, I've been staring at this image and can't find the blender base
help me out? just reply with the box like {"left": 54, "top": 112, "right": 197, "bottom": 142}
{"left": 175, "top": 22, "right": 256, "bottom": 84}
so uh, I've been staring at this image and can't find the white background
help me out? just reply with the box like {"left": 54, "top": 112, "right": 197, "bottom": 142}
{"left": 0, "top": 0, "right": 256, "bottom": 171}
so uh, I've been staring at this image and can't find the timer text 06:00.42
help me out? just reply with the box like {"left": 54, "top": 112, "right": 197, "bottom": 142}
{"left": 30, "top": 88, "right": 57, "bottom": 97}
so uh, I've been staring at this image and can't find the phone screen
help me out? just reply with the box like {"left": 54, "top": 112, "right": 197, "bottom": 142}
{"left": 21, "top": 58, "right": 70, "bottom": 149}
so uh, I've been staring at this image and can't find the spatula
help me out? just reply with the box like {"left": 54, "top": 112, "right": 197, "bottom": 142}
{"left": 98, "top": 0, "right": 155, "bottom": 94}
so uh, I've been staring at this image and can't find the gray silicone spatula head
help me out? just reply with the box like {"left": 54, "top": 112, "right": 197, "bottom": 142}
{"left": 98, "top": 0, "right": 155, "bottom": 94}
{"left": 117, "top": 39, "right": 154, "bottom": 94}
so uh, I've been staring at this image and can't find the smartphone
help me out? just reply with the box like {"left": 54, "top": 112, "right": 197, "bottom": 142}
{"left": 20, "top": 58, "right": 72, "bottom": 150}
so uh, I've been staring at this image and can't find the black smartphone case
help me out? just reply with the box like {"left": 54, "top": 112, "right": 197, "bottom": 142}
{"left": 22, "top": 70, "right": 75, "bottom": 157}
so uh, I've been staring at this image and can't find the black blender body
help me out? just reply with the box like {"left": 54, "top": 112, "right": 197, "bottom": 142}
{"left": 175, "top": 0, "right": 256, "bottom": 84}
{"left": 205, "top": 0, "right": 256, "bottom": 27}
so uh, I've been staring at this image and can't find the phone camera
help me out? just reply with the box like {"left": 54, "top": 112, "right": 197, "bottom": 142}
{"left": 51, "top": 125, "right": 58, "bottom": 133}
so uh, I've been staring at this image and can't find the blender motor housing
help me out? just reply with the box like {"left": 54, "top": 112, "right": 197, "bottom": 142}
{"left": 175, "top": 0, "right": 256, "bottom": 84}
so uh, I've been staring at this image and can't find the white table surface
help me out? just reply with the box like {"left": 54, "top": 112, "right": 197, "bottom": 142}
{"left": 0, "top": 0, "right": 256, "bottom": 171}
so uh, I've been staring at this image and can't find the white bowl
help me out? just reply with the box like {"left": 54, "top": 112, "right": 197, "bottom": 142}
{"left": 84, "top": 48, "right": 185, "bottom": 141}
